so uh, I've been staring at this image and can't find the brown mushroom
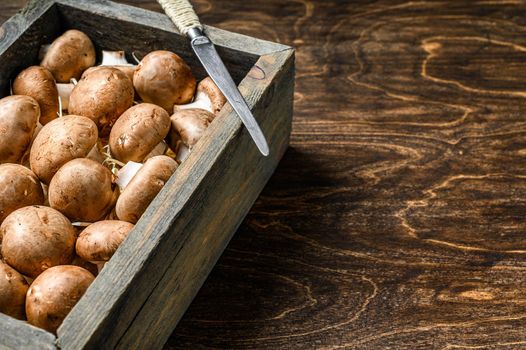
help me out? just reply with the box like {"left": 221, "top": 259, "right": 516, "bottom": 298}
{"left": 41, "top": 29, "right": 96, "bottom": 83}
{"left": 30, "top": 115, "right": 98, "bottom": 184}
{"left": 0, "top": 95, "right": 40, "bottom": 164}
{"left": 26, "top": 265, "right": 94, "bottom": 333}
{"left": 0, "top": 260, "right": 29, "bottom": 320}
{"left": 116, "top": 156, "right": 178, "bottom": 223}
{"left": 109, "top": 103, "right": 171, "bottom": 163}
{"left": 173, "top": 77, "right": 226, "bottom": 115}
{"left": 48, "top": 158, "right": 118, "bottom": 222}
{"left": 0, "top": 206, "right": 76, "bottom": 278}
{"left": 167, "top": 108, "right": 215, "bottom": 162}
{"left": 68, "top": 66, "right": 134, "bottom": 135}
{"left": 76, "top": 220, "right": 134, "bottom": 270}
{"left": 133, "top": 50, "right": 196, "bottom": 111}
{"left": 12, "top": 66, "right": 59, "bottom": 125}
{"left": 0, "top": 164, "right": 44, "bottom": 225}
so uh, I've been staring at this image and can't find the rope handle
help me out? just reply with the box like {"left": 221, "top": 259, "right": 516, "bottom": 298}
{"left": 157, "top": 0, "right": 203, "bottom": 36}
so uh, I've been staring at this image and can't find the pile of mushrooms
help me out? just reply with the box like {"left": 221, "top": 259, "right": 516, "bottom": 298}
{"left": 0, "top": 29, "right": 226, "bottom": 333}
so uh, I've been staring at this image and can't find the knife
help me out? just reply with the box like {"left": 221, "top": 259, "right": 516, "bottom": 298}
{"left": 157, "top": 0, "right": 270, "bottom": 156}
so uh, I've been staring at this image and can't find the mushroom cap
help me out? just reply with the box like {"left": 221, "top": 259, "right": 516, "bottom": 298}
{"left": 0, "top": 206, "right": 76, "bottom": 278}
{"left": 40, "top": 29, "right": 96, "bottom": 83}
{"left": 76, "top": 220, "right": 134, "bottom": 262}
{"left": 48, "top": 158, "right": 118, "bottom": 222}
{"left": 30, "top": 115, "right": 98, "bottom": 184}
{"left": 198, "top": 78, "right": 226, "bottom": 114}
{"left": 133, "top": 50, "right": 196, "bottom": 111}
{"left": 26, "top": 265, "right": 94, "bottom": 333}
{"left": 68, "top": 67, "right": 134, "bottom": 136}
{"left": 0, "top": 260, "right": 29, "bottom": 320}
{"left": 0, "top": 95, "right": 40, "bottom": 163}
{"left": 116, "top": 156, "right": 178, "bottom": 223}
{"left": 12, "top": 66, "right": 59, "bottom": 125}
{"left": 174, "top": 77, "right": 227, "bottom": 115}
{"left": 109, "top": 103, "right": 171, "bottom": 163}
{"left": 0, "top": 164, "right": 44, "bottom": 225}
{"left": 167, "top": 108, "right": 215, "bottom": 152}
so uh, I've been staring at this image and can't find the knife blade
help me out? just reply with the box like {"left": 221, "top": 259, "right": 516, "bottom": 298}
{"left": 157, "top": 0, "right": 270, "bottom": 156}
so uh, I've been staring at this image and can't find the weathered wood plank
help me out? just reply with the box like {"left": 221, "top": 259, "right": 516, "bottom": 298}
{"left": 0, "top": 314, "right": 56, "bottom": 350}
{"left": 115, "top": 49, "right": 294, "bottom": 349}
{"left": 57, "top": 0, "right": 290, "bottom": 55}
{"left": 0, "top": 0, "right": 59, "bottom": 96}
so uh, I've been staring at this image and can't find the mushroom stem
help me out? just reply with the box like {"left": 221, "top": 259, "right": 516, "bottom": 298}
{"left": 57, "top": 83, "right": 74, "bottom": 110}
{"left": 100, "top": 51, "right": 133, "bottom": 66}
{"left": 72, "top": 222, "right": 93, "bottom": 227}
{"left": 176, "top": 144, "right": 191, "bottom": 163}
{"left": 175, "top": 90, "right": 213, "bottom": 113}
{"left": 144, "top": 141, "right": 168, "bottom": 161}
{"left": 115, "top": 161, "right": 143, "bottom": 191}
{"left": 173, "top": 77, "right": 226, "bottom": 115}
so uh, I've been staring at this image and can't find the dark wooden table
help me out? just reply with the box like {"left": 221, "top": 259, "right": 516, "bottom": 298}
{"left": 4, "top": 0, "right": 526, "bottom": 348}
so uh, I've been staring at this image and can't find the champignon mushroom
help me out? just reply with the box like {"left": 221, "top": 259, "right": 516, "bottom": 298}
{"left": 30, "top": 115, "right": 98, "bottom": 184}
{"left": 0, "top": 164, "right": 44, "bottom": 225}
{"left": 68, "top": 66, "right": 134, "bottom": 135}
{"left": 109, "top": 103, "right": 171, "bottom": 163}
{"left": 0, "top": 206, "right": 76, "bottom": 278}
{"left": 26, "top": 265, "right": 94, "bottom": 333}
{"left": 48, "top": 158, "right": 118, "bottom": 222}
{"left": 0, "top": 95, "right": 40, "bottom": 164}
{"left": 41, "top": 29, "right": 96, "bottom": 83}
{"left": 133, "top": 50, "right": 196, "bottom": 112}
{"left": 12, "top": 66, "right": 59, "bottom": 125}
{"left": 167, "top": 108, "right": 215, "bottom": 162}
{"left": 116, "top": 156, "right": 178, "bottom": 223}
{"left": 0, "top": 260, "right": 29, "bottom": 320}
{"left": 76, "top": 220, "right": 134, "bottom": 270}
{"left": 173, "top": 77, "right": 226, "bottom": 115}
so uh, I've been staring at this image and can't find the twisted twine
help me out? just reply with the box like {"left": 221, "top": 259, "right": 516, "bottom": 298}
{"left": 157, "top": 0, "right": 203, "bottom": 35}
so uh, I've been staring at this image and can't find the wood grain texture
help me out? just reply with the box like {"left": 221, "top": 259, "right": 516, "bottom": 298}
{"left": 4, "top": 0, "right": 526, "bottom": 349}
{"left": 0, "top": 314, "right": 56, "bottom": 350}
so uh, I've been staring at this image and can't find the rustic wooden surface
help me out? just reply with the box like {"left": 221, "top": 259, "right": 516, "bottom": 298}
{"left": 4, "top": 0, "right": 526, "bottom": 349}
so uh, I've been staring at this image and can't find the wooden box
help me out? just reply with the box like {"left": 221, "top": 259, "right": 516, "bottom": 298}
{"left": 0, "top": 0, "right": 294, "bottom": 348}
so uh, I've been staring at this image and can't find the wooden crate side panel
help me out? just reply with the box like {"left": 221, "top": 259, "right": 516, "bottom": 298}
{"left": 57, "top": 46, "right": 293, "bottom": 350}
{"left": 0, "top": 0, "right": 59, "bottom": 96}
{"left": 116, "top": 49, "right": 295, "bottom": 349}
{"left": 55, "top": 0, "right": 289, "bottom": 56}
{"left": 53, "top": 0, "right": 288, "bottom": 84}
{"left": 0, "top": 314, "right": 56, "bottom": 350}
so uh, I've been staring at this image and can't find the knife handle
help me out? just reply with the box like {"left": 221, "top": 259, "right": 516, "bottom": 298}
{"left": 157, "top": 0, "right": 203, "bottom": 36}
